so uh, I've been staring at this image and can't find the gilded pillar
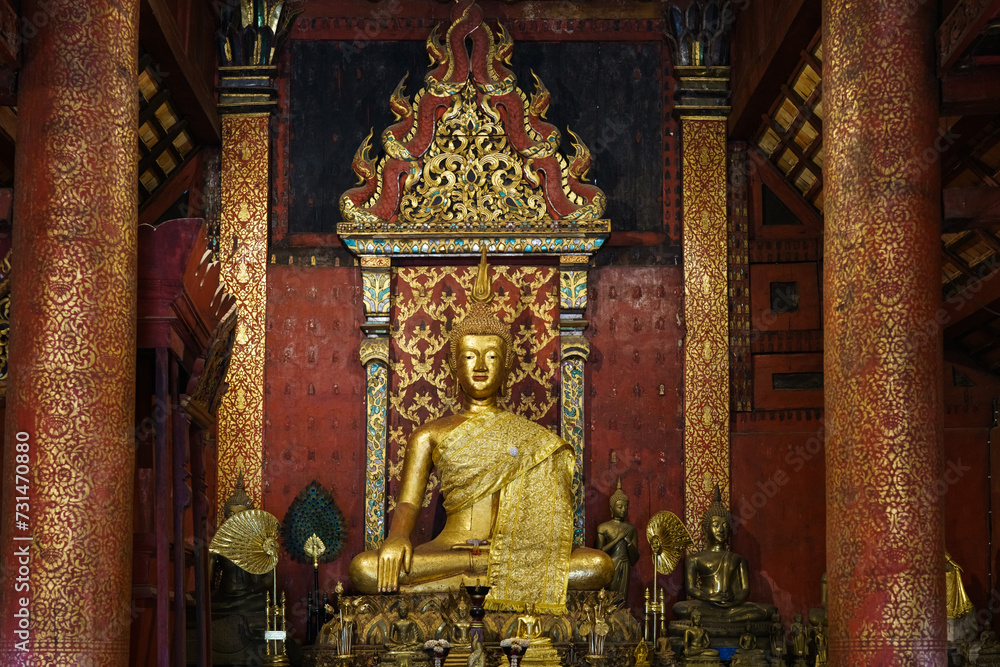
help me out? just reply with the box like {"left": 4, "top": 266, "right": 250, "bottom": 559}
{"left": 0, "top": 0, "right": 139, "bottom": 663}
{"left": 560, "top": 255, "right": 590, "bottom": 546}
{"left": 824, "top": 0, "right": 945, "bottom": 663}
{"left": 668, "top": 4, "right": 732, "bottom": 544}
{"left": 215, "top": 2, "right": 293, "bottom": 514}
{"left": 217, "top": 111, "right": 270, "bottom": 515}
{"left": 360, "top": 256, "right": 391, "bottom": 550}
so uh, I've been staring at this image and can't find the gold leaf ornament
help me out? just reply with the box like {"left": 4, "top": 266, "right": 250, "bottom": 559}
{"left": 304, "top": 532, "right": 327, "bottom": 567}
{"left": 209, "top": 508, "right": 281, "bottom": 575}
{"left": 646, "top": 510, "right": 693, "bottom": 575}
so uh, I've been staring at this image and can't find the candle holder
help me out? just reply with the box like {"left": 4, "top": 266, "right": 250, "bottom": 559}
{"left": 464, "top": 581, "right": 491, "bottom": 644}
{"left": 500, "top": 638, "right": 530, "bottom": 667}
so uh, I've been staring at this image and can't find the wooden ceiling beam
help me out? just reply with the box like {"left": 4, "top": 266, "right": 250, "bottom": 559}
{"left": 140, "top": 0, "right": 220, "bottom": 144}
{"left": 139, "top": 148, "right": 204, "bottom": 228}
{"left": 728, "top": 0, "right": 820, "bottom": 139}
{"left": 942, "top": 265, "right": 1000, "bottom": 342}
{"left": 749, "top": 146, "right": 823, "bottom": 232}
{"left": 965, "top": 156, "right": 1000, "bottom": 188}
{"left": 943, "top": 66, "right": 1000, "bottom": 115}
{"left": 941, "top": 116, "right": 998, "bottom": 184}
{"left": 938, "top": 0, "right": 1000, "bottom": 76}
{"left": 944, "top": 186, "right": 1000, "bottom": 229}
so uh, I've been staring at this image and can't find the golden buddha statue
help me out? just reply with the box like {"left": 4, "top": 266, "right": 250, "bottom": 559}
{"left": 515, "top": 602, "right": 562, "bottom": 667}
{"left": 672, "top": 487, "right": 775, "bottom": 622}
{"left": 946, "top": 551, "right": 974, "bottom": 619}
{"left": 385, "top": 600, "right": 422, "bottom": 651}
{"left": 350, "top": 251, "right": 613, "bottom": 612}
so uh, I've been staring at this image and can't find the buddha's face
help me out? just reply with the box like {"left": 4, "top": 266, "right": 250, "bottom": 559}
{"left": 226, "top": 503, "right": 248, "bottom": 519}
{"left": 456, "top": 334, "right": 508, "bottom": 399}
{"left": 708, "top": 515, "right": 729, "bottom": 545}
{"left": 612, "top": 498, "right": 628, "bottom": 520}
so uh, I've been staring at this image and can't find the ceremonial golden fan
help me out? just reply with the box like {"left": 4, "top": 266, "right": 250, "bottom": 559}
{"left": 646, "top": 510, "right": 693, "bottom": 575}
{"left": 209, "top": 509, "right": 281, "bottom": 575}
{"left": 304, "top": 533, "right": 326, "bottom": 568}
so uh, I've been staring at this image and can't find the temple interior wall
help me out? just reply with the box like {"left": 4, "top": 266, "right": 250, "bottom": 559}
{"left": 252, "top": 21, "right": 1000, "bottom": 638}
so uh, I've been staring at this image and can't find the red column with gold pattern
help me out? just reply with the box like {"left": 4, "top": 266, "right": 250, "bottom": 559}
{"left": 0, "top": 0, "right": 139, "bottom": 664}
{"left": 680, "top": 117, "right": 730, "bottom": 542}
{"left": 824, "top": 0, "right": 945, "bottom": 663}
{"left": 217, "top": 113, "right": 269, "bottom": 516}
{"left": 669, "top": 11, "right": 734, "bottom": 540}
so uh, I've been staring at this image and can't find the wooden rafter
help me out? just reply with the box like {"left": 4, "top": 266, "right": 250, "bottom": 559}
{"left": 729, "top": 0, "right": 821, "bottom": 138}
{"left": 943, "top": 66, "right": 1000, "bottom": 115}
{"left": 938, "top": 0, "right": 1000, "bottom": 76}
{"left": 945, "top": 187, "right": 1000, "bottom": 229}
{"left": 139, "top": 0, "right": 220, "bottom": 143}
{"left": 749, "top": 146, "right": 823, "bottom": 231}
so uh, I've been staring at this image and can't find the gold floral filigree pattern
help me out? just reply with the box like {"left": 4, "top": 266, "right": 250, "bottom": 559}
{"left": 399, "top": 85, "right": 547, "bottom": 226}
{"left": 218, "top": 115, "right": 270, "bottom": 518}
{"left": 681, "top": 119, "right": 730, "bottom": 549}
{"left": 388, "top": 266, "right": 559, "bottom": 513}
{"left": 825, "top": 1, "right": 945, "bottom": 662}
{"left": 0, "top": 0, "right": 139, "bottom": 663}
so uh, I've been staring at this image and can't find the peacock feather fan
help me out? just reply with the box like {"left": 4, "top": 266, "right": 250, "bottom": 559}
{"left": 282, "top": 481, "right": 348, "bottom": 565}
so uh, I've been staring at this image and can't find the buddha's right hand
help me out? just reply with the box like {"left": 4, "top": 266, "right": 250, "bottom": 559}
{"left": 377, "top": 536, "right": 413, "bottom": 592}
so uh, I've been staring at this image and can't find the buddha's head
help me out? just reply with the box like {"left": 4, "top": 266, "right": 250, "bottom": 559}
{"left": 449, "top": 250, "right": 514, "bottom": 399}
{"left": 224, "top": 472, "right": 253, "bottom": 519}
{"left": 691, "top": 609, "right": 703, "bottom": 626}
{"left": 701, "top": 484, "right": 732, "bottom": 548}
{"left": 609, "top": 478, "right": 629, "bottom": 520}
{"left": 398, "top": 600, "right": 410, "bottom": 618}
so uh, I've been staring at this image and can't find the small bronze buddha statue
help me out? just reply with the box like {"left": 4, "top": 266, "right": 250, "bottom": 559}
{"left": 789, "top": 613, "right": 808, "bottom": 666}
{"left": 769, "top": 613, "right": 785, "bottom": 660}
{"left": 386, "top": 600, "right": 422, "bottom": 651}
{"left": 350, "top": 251, "right": 612, "bottom": 611}
{"left": 731, "top": 621, "right": 767, "bottom": 667}
{"left": 683, "top": 610, "right": 720, "bottom": 659}
{"left": 210, "top": 475, "right": 271, "bottom": 666}
{"left": 595, "top": 479, "right": 639, "bottom": 602}
{"left": 447, "top": 598, "right": 472, "bottom": 647}
{"left": 671, "top": 486, "right": 776, "bottom": 623}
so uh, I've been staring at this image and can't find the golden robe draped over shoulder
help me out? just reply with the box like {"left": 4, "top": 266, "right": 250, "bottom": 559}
{"left": 434, "top": 408, "right": 574, "bottom": 614}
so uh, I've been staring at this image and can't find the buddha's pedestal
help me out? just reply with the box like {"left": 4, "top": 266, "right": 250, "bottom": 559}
{"left": 520, "top": 639, "right": 561, "bottom": 667}
{"left": 383, "top": 651, "right": 429, "bottom": 667}
{"left": 981, "top": 651, "right": 1000, "bottom": 667}
{"left": 730, "top": 648, "right": 767, "bottom": 667}
{"left": 442, "top": 650, "right": 471, "bottom": 667}
{"left": 669, "top": 619, "right": 770, "bottom": 656}
{"left": 683, "top": 655, "right": 723, "bottom": 667}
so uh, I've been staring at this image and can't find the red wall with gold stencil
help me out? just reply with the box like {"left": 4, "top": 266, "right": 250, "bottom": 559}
{"left": 586, "top": 265, "right": 686, "bottom": 609}
{"left": 264, "top": 265, "right": 368, "bottom": 633}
